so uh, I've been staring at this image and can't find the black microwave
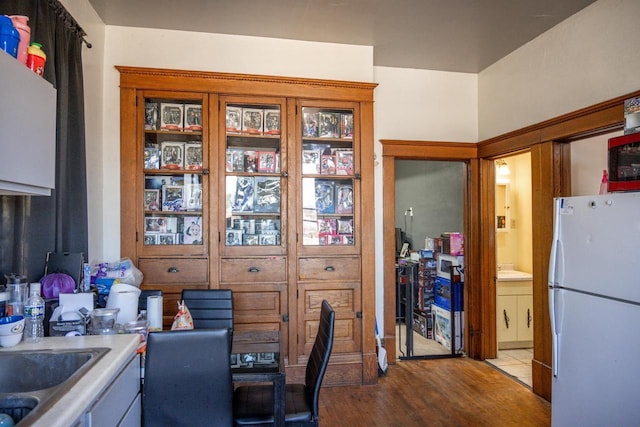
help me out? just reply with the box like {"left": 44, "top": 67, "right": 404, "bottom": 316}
{"left": 608, "top": 133, "right": 640, "bottom": 192}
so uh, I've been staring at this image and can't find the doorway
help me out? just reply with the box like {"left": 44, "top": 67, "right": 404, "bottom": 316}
{"left": 486, "top": 152, "right": 534, "bottom": 386}
{"left": 394, "top": 159, "right": 465, "bottom": 359}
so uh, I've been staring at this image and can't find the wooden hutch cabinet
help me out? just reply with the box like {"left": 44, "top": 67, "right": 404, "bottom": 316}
{"left": 118, "top": 66, "right": 377, "bottom": 385}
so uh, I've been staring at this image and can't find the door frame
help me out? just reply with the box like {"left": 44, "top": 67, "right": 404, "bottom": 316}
{"left": 381, "top": 140, "right": 479, "bottom": 362}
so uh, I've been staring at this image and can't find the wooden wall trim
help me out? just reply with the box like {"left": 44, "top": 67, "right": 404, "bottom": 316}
{"left": 116, "top": 66, "right": 377, "bottom": 102}
{"left": 381, "top": 140, "right": 477, "bottom": 159}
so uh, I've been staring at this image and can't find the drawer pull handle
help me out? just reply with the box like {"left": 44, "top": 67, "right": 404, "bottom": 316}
{"left": 248, "top": 267, "right": 260, "bottom": 273}
{"left": 324, "top": 266, "right": 335, "bottom": 272}
{"left": 167, "top": 267, "right": 179, "bottom": 273}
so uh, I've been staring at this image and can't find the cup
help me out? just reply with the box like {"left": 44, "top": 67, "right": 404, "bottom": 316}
{"left": 7, "top": 283, "right": 28, "bottom": 316}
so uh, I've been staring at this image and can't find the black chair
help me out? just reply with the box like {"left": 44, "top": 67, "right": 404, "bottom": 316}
{"left": 138, "top": 289, "right": 162, "bottom": 312}
{"left": 142, "top": 328, "right": 233, "bottom": 427}
{"left": 234, "top": 300, "right": 335, "bottom": 426}
{"left": 181, "top": 289, "right": 234, "bottom": 332}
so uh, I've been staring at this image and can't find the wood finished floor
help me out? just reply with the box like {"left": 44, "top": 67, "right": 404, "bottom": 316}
{"left": 318, "top": 357, "right": 550, "bottom": 427}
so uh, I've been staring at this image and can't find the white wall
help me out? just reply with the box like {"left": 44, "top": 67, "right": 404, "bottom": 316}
{"left": 372, "top": 66, "right": 478, "bottom": 323}
{"left": 479, "top": 0, "right": 640, "bottom": 140}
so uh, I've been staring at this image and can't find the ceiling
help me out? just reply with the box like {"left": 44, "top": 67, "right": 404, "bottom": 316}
{"left": 87, "top": 0, "right": 597, "bottom": 73}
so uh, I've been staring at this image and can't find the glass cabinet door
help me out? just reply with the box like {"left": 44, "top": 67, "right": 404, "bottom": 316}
{"left": 223, "top": 99, "right": 286, "bottom": 253}
{"left": 141, "top": 94, "right": 206, "bottom": 254}
{"left": 300, "top": 106, "right": 356, "bottom": 247}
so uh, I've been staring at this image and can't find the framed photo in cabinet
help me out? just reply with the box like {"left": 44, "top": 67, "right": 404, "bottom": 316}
{"left": 258, "top": 151, "right": 276, "bottom": 173}
{"left": 242, "top": 234, "right": 259, "bottom": 246}
{"left": 320, "top": 154, "right": 336, "bottom": 175}
{"left": 160, "top": 103, "right": 184, "bottom": 131}
{"left": 144, "top": 189, "right": 160, "bottom": 211}
{"left": 319, "top": 112, "right": 340, "bottom": 138}
{"left": 336, "top": 150, "right": 353, "bottom": 175}
{"left": 143, "top": 234, "right": 157, "bottom": 245}
{"left": 145, "top": 102, "right": 159, "bottom": 130}
{"left": 183, "top": 216, "right": 203, "bottom": 245}
{"left": 315, "top": 180, "right": 335, "bottom": 214}
{"left": 160, "top": 142, "right": 184, "bottom": 170}
{"left": 244, "top": 150, "right": 258, "bottom": 173}
{"left": 302, "top": 150, "right": 320, "bottom": 174}
{"left": 264, "top": 110, "right": 281, "bottom": 135}
{"left": 144, "top": 144, "right": 160, "bottom": 170}
{"left": 341, "top": 113, "right": 353, "bottom": 139}
{"left": 254, "top": 177, "right": 280, "bottom": 213}
{"left": 230, "top": 177, "right": 255, "bottom": 212}
{"left": 162, "top": 185, "right": 184, "bottom": 211}
{"left": 184, "top": 104, "right": 202, "bottom": 131}
{"left": 184, "top": 143, "right": 203, "bottom": 170}
{"left": 145, "top": 217, "right": 162, "bottom": 233}
{"left": 242, "top": 108, "right": 263, "bottom": 134}
{"left": 226, "top": 106, "right": 242, "bottom": 133}
{"left": 303, "top": 109, "right": 319, "bottom": 137}
{"left": 226, "top": 229, "right": 243, "bottom": 246}
{"left": 184, "top": 183, "right": 203, "bottom": 211}
{"left": 158, "top": 233, "right": 177, "bottom": 245}
{"left": 336, "top": 184, "right": 354, "bottom": 214}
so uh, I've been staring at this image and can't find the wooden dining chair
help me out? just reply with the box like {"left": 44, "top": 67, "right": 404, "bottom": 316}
{"left": 142, "top": 328, "right": 233, "bottom": 426}
{"left": 233, "top": 299, "right": 335, "bottom": 426}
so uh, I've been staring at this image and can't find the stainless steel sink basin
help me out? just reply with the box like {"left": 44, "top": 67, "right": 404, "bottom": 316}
{"left": 0, "top": 348, "right": 110, "bottom": 424}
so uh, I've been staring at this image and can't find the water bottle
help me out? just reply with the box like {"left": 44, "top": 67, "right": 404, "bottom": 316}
{"left": 23, "top": 282, "right": 45, "bottom": 343}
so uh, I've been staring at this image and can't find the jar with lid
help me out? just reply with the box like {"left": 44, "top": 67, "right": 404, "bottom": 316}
{"left": 26, "top": 42, "right": 46, "bottom": 76}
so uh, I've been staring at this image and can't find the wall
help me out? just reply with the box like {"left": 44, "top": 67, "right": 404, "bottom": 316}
{"left": 479, "top": 0, "right": 640, "bottom": 140}
{"left": 394, "top": 160, "right": 464, "bottom": 249}
{"left": 372, "top": 66, "right": 477, "bottom": 323}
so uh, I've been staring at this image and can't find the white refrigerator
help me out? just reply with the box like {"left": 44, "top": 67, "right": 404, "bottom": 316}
{"left": 548, "top": 193, "right": 640, "bottom": 426}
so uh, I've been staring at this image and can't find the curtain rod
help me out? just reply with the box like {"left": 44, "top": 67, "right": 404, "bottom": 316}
{"left": 49, "top": 0, "right": 92, "bottom": 48}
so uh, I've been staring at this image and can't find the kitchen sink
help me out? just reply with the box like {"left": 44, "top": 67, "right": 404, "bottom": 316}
{"left": 0, "top": 348, "right": 110, "bottom": 424}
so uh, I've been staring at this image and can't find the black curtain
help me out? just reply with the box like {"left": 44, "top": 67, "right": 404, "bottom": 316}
{"left": 0, "top": 0, "right": 87, "bottom": 283}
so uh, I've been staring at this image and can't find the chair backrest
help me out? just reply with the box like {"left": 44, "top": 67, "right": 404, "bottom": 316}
{"left": 138, "top": 289, "right": 162, "bottom": 311}
{"left": 181, "top": 289, "right": 234, "bottom": 331}
{"left": 305, "top": 299, "right": 335, "bottom": 420}
{"left": 142, "top": 328, "right": 233, "bottom": 426}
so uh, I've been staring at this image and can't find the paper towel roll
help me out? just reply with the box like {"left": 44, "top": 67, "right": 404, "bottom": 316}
{"left": 106, "top": 283, "right": 141, "bottom": 325}
{"left": 147, "top": 295, "right": 163, "bottom": 331}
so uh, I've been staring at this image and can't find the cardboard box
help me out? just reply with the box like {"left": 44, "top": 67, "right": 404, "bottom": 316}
{"left": 434, "top": 276, "right": 464, "bottom": 311}
{"left": 433, "top": 303, "right": 463, "bottom": 352}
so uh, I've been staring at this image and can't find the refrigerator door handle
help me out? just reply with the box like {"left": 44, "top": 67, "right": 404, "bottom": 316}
{"left": 549, "top": 286, "right": 559, "bottom": 377}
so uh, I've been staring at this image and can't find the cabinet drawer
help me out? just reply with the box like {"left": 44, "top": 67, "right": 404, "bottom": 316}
{"left": 139, "top": 258, "right": 208, "bottom": 284}
{"left": 220, "top": 257, "right": 286, "bottom": 283}
{"left": 299, "top": 257, "right": 360, "bottom": 281}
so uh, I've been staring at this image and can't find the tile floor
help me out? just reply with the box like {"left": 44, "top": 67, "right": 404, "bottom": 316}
{"left": 485, "top": 348, "right": 533, "bottom": 387}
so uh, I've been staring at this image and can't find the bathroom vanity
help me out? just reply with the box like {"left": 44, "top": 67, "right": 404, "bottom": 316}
{"left": 496, "top": 265, "right": 533, "bottom": 350}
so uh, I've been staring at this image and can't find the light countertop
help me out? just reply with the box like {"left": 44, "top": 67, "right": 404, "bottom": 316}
{"left": 0, "top": 334, "right": 139, "bottom": 427}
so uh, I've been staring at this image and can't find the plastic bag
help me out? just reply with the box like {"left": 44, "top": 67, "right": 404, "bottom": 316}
{"left": 93, "top": 258, "right": 143, "bottom": 287}
{"left": 171, "top": 300, "right": 194, "bottom": 330}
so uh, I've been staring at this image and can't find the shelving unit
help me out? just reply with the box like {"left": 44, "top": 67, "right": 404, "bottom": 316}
{"left": 118, "top": 67, "right": 377, "bottom": 385}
